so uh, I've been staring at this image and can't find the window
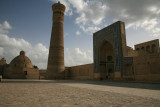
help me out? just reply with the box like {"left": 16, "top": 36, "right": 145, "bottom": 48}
{"left": 146, "top": 46, "right": 150, "bottom": 52}
{"left": 141, "top": 47, "right": 145, "bottom": 50}
{"left": 107, "top": 56, "right": 112, "bottom": 61}
{"left": 24, "top": 71, "right": 27, "bottom": 75}
{"left": 152, "top": 44, "right": 156, "bottom": 53}
{"left": 136, "top": 48, "right": 139, "bottom": 51}
{"left": 108, "top": 69, "right": 113, "bottom": 73}
{"left": 14, "top": 64, "right": 16, "bottom": 67}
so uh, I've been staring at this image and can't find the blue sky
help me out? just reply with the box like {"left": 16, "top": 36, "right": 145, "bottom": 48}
{"left": 0, "top": 0, "right": 160, "bottom": 69}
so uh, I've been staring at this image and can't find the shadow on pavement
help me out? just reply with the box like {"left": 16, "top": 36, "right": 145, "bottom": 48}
{"left": 1, "top": 79, "right": 160, "bottom": 90}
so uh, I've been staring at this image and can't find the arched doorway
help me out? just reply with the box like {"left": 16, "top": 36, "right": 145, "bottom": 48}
{"left": 99, "top": 41, "right": 114, "bottom": 79}
{"left": 151, "top": 44, "right": 156, "bottom": 53}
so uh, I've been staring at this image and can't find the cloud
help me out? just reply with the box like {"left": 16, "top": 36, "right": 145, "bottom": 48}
{"left": 74, "top": 1, "right": 107, "bottom": 25}
{"left": 76, "top": 31, "right": 80, "bottom": 36}
{"left": 0, "top": 21, "right": 49, "bottom": 69}
{"left": 0, "top": 21, "right": 12, "bottom": 29}
{"left": 50, "top": 0, "right": 107, "bottom": 35}
{"left": 0, "top": 21, "right": 12, "bottom": 34}
{"left": 72, "top": 0, "right": 107, "bottom": 35}
{"left": 80, "top": 25, "right": 100, "bottom": 35}
{"left": 51, "top": 0, "right": 160, "bottom": 37}
{"left": 152, "top": 27, "right": 160, "bottom": 37}
{"left": 65, "top": 48, "right": 93, "bottom": 67}
{"left": 97, "top": 0, "right": 160, "bottom": 37}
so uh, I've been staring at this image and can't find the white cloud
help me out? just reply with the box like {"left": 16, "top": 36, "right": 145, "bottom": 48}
{"left": 0, "top": 21, "right": 48, "bottom": 69}
{"left": 0, "top": 21, "right": 12, "bottom": 29}
{"left": 76, "top": 31, "right": 80, "bottom": 36}
{"left": 3, "top": 21, "right": 12, "bottom": 29}
{"left": 148, "top": 6, "right": 160, "bottom": 15}
{"left": 152, "top": 27, "right": 160, "bottom": 37}
{"left": 80, "top": 25, "right": 100, "bottom": 35}
{"left": 51, "top": 0, "right": 160, "bottom": 37}
{"left": 72, "top": 0, "right": 107, "bottom": 35}
{"left": 74, "top": 1, "right": 107, "bottom": 25}
{"left": 0, "top": 21, "right": 12, "bottom": 34}
{"left": 68, "top": 0, "right": 87, "bottom": 13}
{"left": 50, "top": 0, "right": 108, "bottom": 35}
{"left": 102, "top": 0, "right": 160, "bottom": 36}
{"left": 65, "top": 48, "right": 93, "bottom": 67}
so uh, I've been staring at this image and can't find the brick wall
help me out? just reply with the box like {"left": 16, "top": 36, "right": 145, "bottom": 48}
{"left": 65, "top": 63, "right": 94, "bottom": 80}
{"left": 134, "top": 53, "right": 160, "bottom": 82}
{"left": 0, "top": 58, "right": 6, "bottom": 66}
{"left": 3, "top": 66, "right": 39, "bottom": 79}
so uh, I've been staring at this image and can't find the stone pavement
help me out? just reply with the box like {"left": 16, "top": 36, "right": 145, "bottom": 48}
{"left": 0, "top": 79, "right": 160, "bottom": 107}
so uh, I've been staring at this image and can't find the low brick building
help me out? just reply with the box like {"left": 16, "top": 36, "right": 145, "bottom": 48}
{"left": 1, "top": 51, "right": 39, "bottom": 79}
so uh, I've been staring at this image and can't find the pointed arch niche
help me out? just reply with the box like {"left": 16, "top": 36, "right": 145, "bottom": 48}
{"left": 99, "top": 40, "right": 114, "bottom": 79}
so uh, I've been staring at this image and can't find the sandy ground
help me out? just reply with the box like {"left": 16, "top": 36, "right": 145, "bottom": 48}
{"left": 0, "top": 79, "right": 160, "bottom": 107}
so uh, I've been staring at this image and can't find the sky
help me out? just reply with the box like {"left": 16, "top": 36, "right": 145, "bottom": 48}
{"left": 0, "top": 0, "right": 160, "bottom": 69}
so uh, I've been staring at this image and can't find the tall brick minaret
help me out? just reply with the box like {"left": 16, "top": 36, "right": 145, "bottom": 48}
{"left": 47, "top": 2, "right": 65, "bottom": 79}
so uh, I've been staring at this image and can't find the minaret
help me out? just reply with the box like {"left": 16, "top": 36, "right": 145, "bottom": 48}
{"left": 47, "top": 2, "right": 65, "bottom": 79}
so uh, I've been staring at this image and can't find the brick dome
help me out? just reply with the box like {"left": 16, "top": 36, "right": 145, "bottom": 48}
{"left": 10, "top": 51, "right": 33, "bottom": 68}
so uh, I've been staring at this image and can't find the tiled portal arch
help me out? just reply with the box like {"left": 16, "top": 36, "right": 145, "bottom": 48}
{"left": 93, "top": 21, "right": 127, "bottom": 79}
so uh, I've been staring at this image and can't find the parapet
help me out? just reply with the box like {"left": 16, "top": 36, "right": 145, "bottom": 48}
{"left": 52, "top": 1, "right": 65, "bottom": 12}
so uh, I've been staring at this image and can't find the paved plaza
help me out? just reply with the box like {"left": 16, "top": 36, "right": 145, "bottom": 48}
{"left": 0, "top": 79, "right": 160, "bottom": 107}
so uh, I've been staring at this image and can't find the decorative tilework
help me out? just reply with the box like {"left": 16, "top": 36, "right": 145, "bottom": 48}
{"left": 93, "top": 21, "right": 127, "bottom": 74}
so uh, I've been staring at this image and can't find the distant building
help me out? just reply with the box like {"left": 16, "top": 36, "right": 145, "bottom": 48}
{"left": 0, "top": 51, "right": 39, "bottom": 79}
